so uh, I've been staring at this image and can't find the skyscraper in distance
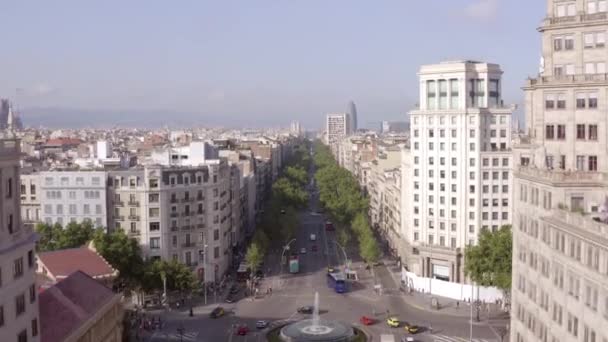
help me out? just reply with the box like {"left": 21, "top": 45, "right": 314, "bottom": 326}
{"left": 347, "top": 101, "right": 357, "bottom": 132}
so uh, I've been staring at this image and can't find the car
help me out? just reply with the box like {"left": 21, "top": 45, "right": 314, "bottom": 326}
{"left": 327, "top": 266, "right": 336, "bottom": 274}
{"left": 210, "top": 307, "right": 225, "bottom": 318}
{"left": 237, "top": 325, "right": 249, "bottom": 336}
{"left": 359, "top": 316, "right": 374, "bottom": 325}
{"left": 229, "top": 286, "right": 240, "bottom": 295}
{"left": 256, "top": 320, "right": 269, "bottom": 329}
{"left": 300, "top": 247, "right": 307, "bottom": 254}
{"left": 311, "top": 245, "right": 318, "bottom": 252}
{"left": 386, "top": 317, "right": 400, "bottom": 328}
{"left": 310, "top": 234, "right": 316, "bottom": 241}
{"left": 404, "top": 322, "right": 419, "bottom": 334}
{"left": 297, "top": 306, "right": 314, "bottom": 314}
{"left": 325, "top": 221, "right": 334, "bottom": 231}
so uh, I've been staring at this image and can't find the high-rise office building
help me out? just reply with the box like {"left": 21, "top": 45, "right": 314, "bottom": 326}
{"left": 0, "top": 99, "right": 9, "bottom": 130}
{"left": 403, "top": 61, "right": 513, "bottom": 283}
{"left": 0, "top": 131, "right": 40, "bottom": 342}
{"left": 510, "top": 1, "right": 608, "bottom": 341}
{"left": 348, "top": 101, "right": 358, "bottom": 132}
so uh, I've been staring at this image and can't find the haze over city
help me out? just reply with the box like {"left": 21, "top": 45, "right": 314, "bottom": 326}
{"left": 1, "top": 0, "right": 542, "bottom": 128}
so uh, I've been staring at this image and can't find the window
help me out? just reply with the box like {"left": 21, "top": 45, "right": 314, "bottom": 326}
{"left": 577, "top": 93, "right": 587, "bottom": 109}
{"left": 438, "top": 80, "right": 447, "bottom": 109}
{"left": 577, "top": 156, "right": 586, "bottom": 170}
{"left": 18, "top": 330, "right": 27, "bottom": 342}
{"left": 577, "top": 124, "right": 586, "bottom": 139}
{"left": 546, "top": 94, "right": 555, "bottom": 109}
{"left": 427, "top": 80, "right": 436, "bottom": 109}
{"left": 28, "top": 250, "right": 34, "bottom": 268}
{"left": 16, "top": 293, "right": 25, "bottom": 316}
{"left": 214, "top": 247, "right": 220, "bottom": 259}
{"left": 588, "top": 124, "right": 598, "bottom": 140}
{"left": 32, "top": 318, "right": 38, "bottom": 337}
{"left": 589, "top": 156, "right": 598, "bottom": 171}
{"left": 557, "top": 125, "right": 566, "bottom": 139}
{"left": 557, "top": 94, "right": 566, "bottom": 109}
{"left": 585, "top": 62, "right": 606, "bottom": 74}
{"left": 29, "top": 284, "right": 36, "bottom": 303}
{"left": 150, "top": 237, "right": 160, "bottom": 249}
{"left": 14, "top": 258, "right": 23, "bottom": 279}
{"left": 589, "top": 92, "right": 598, "bottom": 108}
{"left": 0, "top": 306, "right": 3, "bottom": 327}
{"left": 450, "top": 79, "right": 459, "bottom": 109}
{"left": 149, "top": 222, "right": 160, "bottom": 231}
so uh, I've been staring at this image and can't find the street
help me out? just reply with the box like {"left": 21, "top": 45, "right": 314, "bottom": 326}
{"left": 145, "top": 166, "right": 509, "bottom": 342}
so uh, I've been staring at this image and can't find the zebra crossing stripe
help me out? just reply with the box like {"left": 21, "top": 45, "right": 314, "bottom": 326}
{"left": 167, "top": 332, "right": 198, "bottom": 341}
{"left": 433, "top": 335, "right": 495, "bottom": 342}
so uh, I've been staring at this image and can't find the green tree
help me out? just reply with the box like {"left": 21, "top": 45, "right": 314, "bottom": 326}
{"left": 245, "top": 242, "right": 264, "bottom": 274}
{"left": 285, "top": 166, "right": 308, "bottom": 186}
{"left": 139, "top": 260, "right": 197, "bottom": 293}
{"left": 359, "top": 234, "right": 381, "bottom": 265}
{"left": 464, "top": 225, "right": 513, "bottom": 295}
{"left": 56, "top": 221, "right": 95, "bottom": 249}
{"left": 336, "top": 227, "right": 351, "bottom": 248}
{"left": 35, "top": 223, "right": 61, "bottom": 252}
{"left": 93, "top": 229, "right": 145, "bottom": 289}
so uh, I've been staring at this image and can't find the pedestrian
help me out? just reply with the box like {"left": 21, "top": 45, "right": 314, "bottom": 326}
{"left": 456, "top": 301, "right": 459, "bottom": 308}
{"left": 269, "top": 287, "right": 272, "bottom": 294}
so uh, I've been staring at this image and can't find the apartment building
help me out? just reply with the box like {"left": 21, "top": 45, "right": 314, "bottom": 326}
{"left": 326, "top": 113, "right": 352, "bottom": 157}
{"left": 20, "top": 174, "right": 41, "bottom": 225}
{"left": 404, "top": 61, "right": 514, "bottom": 283}
{"left": 35, "top": 171, "right": 108, "bottom": 228}
{"left": 510, "top": 1, "right": 608, "bottom": 341}
{"left": 0, "top": 136, "right": 40, "bottom": 342}
{"left": 107, "top": 161, "right": 234, "bottom": 284}
{"left": 367, "top": 146, "right": 404, "bottom": 259}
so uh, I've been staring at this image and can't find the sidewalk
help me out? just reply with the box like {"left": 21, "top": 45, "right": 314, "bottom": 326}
{"left": 375, "top": 259, "right": 508, "bottom": 320}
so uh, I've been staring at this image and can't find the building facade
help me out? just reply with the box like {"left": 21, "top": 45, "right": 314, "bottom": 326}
{"left": 19, "top": 174, "right": 41, "bottom": 225}
{"left": 37, "top": 171, "right": 108, "bottom": 228}
{"left": 326, "top": 113, "right": 352, "bottom": 157}
{"left": 404, "top": 61, "right": 514, "bottom": 283}
{"left": 0, "top": 136, "right": 40, "bottom": 342}
{"left": 107, "top": 161, "right": 234, "bottom": 284}
{"left": 510, "top": 1, "right": 608, "bottom": 341}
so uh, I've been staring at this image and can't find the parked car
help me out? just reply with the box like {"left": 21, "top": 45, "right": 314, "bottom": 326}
{"left": 310, "top": 234, "right": 316, "bottom": 241}
{"left": 311, "top": 245, "right": 318, "bottom": 252}
{"left": 210, "top": 307, "right": 225, "bottom": 318}
{"left": 229, "top": 286, "right": 240, "bottom": 295}
{"left": 225, "top": 296, "right": 235, "bottom": 303}
{"left": 297, "top": 306, "right": 314, "bottom": 314}
{"left": 325, "top": 221, "right": 334, "bottom": 231}
{"left": 300, "top": 247, "right": 307, "bottom": 254}
{"left": 256, "top": 320, "right": 269, "bottom": 329}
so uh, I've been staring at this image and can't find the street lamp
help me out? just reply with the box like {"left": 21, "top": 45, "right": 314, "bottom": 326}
{"left": 333, "top": 240, "right": 349, "bottom": 270}
{"left": 279, "top": 239, "right": 297, "bottom": 282}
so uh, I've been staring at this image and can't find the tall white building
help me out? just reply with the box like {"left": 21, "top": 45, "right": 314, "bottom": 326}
{"left": 326, "top": 113, "right": 352, "bottom": 156}
{"left": 404, "top": 61, "right": 514, "bottom": 283}
{"left": 0, "top": 135, "right": 40, "bottom": 342}
{"left": 37, "top": 171, "right": 108, "bottom": 228}
{"left": 510, "top": 1, "right": 608, "bottom": 341}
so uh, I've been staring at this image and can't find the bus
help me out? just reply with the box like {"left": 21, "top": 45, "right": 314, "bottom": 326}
{"left": 328, "top": 272, "right": 347, "bottom": 293}
{"left": 289, "top": 255, "right": 299, "bottom": 273}
{"left": 237, "top": 262, "right": 250, "bottom": 282}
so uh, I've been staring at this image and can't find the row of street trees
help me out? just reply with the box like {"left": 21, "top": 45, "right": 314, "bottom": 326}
{"left": 313, "top": 141, "right": 381, "bottom": 266}
{"left": 35, "top": 222, "right": 197, "bottom": 294}
{"left": 244, "top": 141, "right": 312, "bottom": 281}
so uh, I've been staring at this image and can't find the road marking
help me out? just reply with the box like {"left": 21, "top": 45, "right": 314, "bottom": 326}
{"left": 152, "top": 331, "right": 199, "bottom": 341}
{"left": 433, "top": 335, "right": 497, "bottom": 342}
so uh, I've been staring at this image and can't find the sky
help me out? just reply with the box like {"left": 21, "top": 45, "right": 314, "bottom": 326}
{"left": 0, "top": 0, "right": 545, "bottom": 129}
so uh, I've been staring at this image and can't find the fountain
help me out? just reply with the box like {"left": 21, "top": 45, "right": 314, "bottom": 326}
{"left": 277, "top": 291, "right": 359, "bottom": 341}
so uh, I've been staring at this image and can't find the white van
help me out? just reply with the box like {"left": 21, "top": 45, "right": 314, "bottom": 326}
{"left": 310, "top": 234, "right": 316, "bottom": 241}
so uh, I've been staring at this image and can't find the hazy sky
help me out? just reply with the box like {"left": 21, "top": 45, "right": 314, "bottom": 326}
{"left": 0, "top": 0, "right": 544, "bottom": 128}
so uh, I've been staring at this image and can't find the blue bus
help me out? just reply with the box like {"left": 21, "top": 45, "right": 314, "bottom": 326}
{"left": 327, "top": 272, "right": 347, "bottom": 293}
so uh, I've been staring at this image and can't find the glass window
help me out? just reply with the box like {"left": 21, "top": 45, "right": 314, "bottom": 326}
{"left": 438, "top": 80, "right": 447, "bottom": 109}
{"left": 427, "top": 80, "right": 436, "bottom": 110}
{"left": 450, "top": 79, "right": 459, "bottom": 109}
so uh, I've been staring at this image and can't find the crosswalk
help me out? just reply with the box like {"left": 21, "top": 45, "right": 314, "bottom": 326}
{"left": 433, "top": 334, "right": 497, "bottom": 342}
{"left": 151, "top": 331, "right": 199, "bottom": 341}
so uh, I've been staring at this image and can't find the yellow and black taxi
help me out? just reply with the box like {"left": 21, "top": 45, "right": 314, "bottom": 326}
{"left": 386, "top": 316, "right": 400, "bottom": 328}
{"left": 210, "top": 306, "right": 225, "bottom": 318}
{"left": 404, "top": 322, "right": 419, "bottom": 334}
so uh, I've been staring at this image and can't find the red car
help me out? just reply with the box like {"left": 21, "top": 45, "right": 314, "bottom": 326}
{"left": 237, "top": 325, "right": 249, "bottom": 336}
{"left": 311, "top": 245, "right": 318, "bottom": 252}
{"left": 360, "top": 316, "right": 374, "bottom": 326}
{"left": 325, "top": 221, "right": 334, "bottom": 231}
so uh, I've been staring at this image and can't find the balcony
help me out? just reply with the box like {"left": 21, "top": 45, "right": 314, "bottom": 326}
{"left": 170, "top": 212, "right": 179, "bottom": 218}
{"left": 197, "top": 196, "right": 204, "bottom": 201}
{"left": 128, "top": 201, "right": 140, "bottom": 206}
{"left": 182, "top": 242, "right": 196, "bottom": 248}
{"left": 527, "top": 73, "right": 608, "bottom": 87}
{"left": 115, "top": 201, "right": 125, "bottom": 207}
{"left": 115, "top": 215, "right": 125, "bottom": 221}
{"left": 182, "top": 212, "right": 193, "bottom": 217}
{"left": 197, "top": 210, "right": 205, "bottom": 215}
{"left": 197, "top": 223, "right": 205, "bottom": 229}
{"left": 181, "top": 225, "right": 192, "bottom": 231}
{"left": 181, "top": 198, "right": 193, "bottom": 203}
{"left": 128, "top": 215, "right": 140, "bottom": 221}
{"left": 545, "top": 12, "right": 608, "bottom": 27}
{"left": 171, "top": 226, "right": 179, "bottom": 232}
{"left": 515, "top": 166, "right": 608, "bottom": 186}
{"left": 170, "top": 198, "right": 178, "bottom": 204}
{"left": 187, "top": 262, "right": 198, "bottom": 269}
{"left": 129, "top": 230, "right": 141, "bottom": 236}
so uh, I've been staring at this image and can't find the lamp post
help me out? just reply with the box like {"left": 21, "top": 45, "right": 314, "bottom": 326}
{"left": 279, "top": 239, "right": 297, "bottom": 280}
{"left": 333, "top": 240, "right": 349, "bottom": 270}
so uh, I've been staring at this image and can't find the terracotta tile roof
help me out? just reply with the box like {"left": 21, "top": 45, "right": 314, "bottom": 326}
{"left": 40, "top": 271, "right": 117, "bottom": 342}
{"left": 44, "top": 138, "right": 83, "bottom": 146}
{"left": 37, "top": 247, "right": 117, "bottom": 280}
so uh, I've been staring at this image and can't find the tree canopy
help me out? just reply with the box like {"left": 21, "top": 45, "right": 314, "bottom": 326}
{"left": 93, "top": 229, "right": 145, "bottom": 289}
{"left": 464, "top": 225, "right": 513, "bottom": 292}
{"left": 35, "top": 221, "right": 96, "bottom": 252}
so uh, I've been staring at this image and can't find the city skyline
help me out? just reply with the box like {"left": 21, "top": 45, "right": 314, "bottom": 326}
{"left": 1, "top": 0, "right": 543, "bottom": 128}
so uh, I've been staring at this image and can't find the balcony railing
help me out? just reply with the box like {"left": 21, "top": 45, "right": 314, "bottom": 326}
{"left": 170, "top": 212, "right": 179, "bottom": 218}
{"left": 515, "top": 166, "right": 608, "bottom": 184}
{"left": 181, "top": 198, "right": 193, "bottom": 203}
{"left": 197, "top": 196, "right": 204, "bottom": 201}
{"left": 115, "top": 215, "right": 125, "bottom": 221}
{"left": 182, "top": 212, "right": 192, "bottom": 217}
{"left": 115, "top": 201, "right": 125, "bottom": 207}
{"left": 197, "top": 223, "right": 205, "bottom": 229}
{"left": 181, "top": 225, "right": 192, "bottom": 231}
{"left": 527, "top": 73, "right": 608, "bottom": 86}
{"left": 182, "top": 242, "right": 196, "bottom": 248}
{"left": 171, "top": 226, "right": 179, "bottom": 232}
{"left": 129, "top": 230, "right": 141, "bottom": 236}
{"left": 170, "top": 198, "right": 178, "bottom": 204}
{"left": 128, "top": 201, "right": 140, "bottom": 206}
{"left": 187, "top": 262, "right": 198, "bottom": 268}
{"left": 128, "top": 215, "right": 140, "bottom": 221}
{"left": 546, "top": 12, "right": 608, "bottom": 26}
